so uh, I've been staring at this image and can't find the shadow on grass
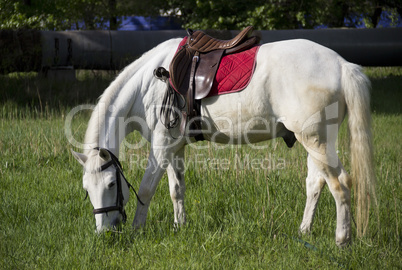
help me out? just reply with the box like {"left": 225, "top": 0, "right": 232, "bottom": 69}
{"left": 0, "top": 71, "right": 115, "bottom": 116}
{"left": 364, "top": 67, "right": 402, "bottom": 115}
{"left": 1, "top": 68, "right": 401, "bottom": 117}
{"left": 370, "top": 76, "right": 402, "bottom": 115}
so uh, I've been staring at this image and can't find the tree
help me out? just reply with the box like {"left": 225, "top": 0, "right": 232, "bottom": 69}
{"left": 366, "top": 0, "right": 402, "bottom": 28}
{"left": 164, "top": 0, "right": 402, "bottom": 29}
{"left": 0, "top": 0, "right": 159, "bottom": 30}
{"left": 166, "top": 0, "right": 323, "bottom": 30}
{"left": 0, "top": 0, "right": 400, "bottom": 30}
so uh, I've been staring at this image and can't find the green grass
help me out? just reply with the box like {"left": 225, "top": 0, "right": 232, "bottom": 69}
{"left": 1, "top": 68, "right": 401, "bottom": 269}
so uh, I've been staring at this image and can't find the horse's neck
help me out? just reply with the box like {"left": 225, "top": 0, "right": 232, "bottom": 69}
{"left": 83, "top": 38, "right": 179, "bottom": 157}
{"left": 84, "top": 75, "right": 146, "bottom": 156}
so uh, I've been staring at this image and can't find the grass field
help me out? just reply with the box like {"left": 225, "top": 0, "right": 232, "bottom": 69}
{"left": 1, "top": 67, "right": 401, "bottom": 269}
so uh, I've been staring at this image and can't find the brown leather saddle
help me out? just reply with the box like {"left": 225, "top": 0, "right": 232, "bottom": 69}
{"left": 155, "top": 26, "right": 260, "bottom": 140}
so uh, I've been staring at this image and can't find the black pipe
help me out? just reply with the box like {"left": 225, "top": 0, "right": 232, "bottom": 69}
{"left": 1, "top": 28, "right": 401, "bottom": 73}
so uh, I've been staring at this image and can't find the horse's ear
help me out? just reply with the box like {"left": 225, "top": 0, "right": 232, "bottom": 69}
{"left": 71, "top": 149, "right": 87, "bottom": 167}
{"left": 98, "top": 148, "right": 111, "bottom": 161}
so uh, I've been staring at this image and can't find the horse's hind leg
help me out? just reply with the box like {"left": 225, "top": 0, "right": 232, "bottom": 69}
{"left": 166, "top": 147, "right": 186, "bottom": 226}
{"left": 299, "top": 154, "right": 326, "bottom": 234}
{"left": 297, "top": 130, "right": 352, "bottom": 247}
{"left": 312, "top": 155, "right": 352, "bottom": 247}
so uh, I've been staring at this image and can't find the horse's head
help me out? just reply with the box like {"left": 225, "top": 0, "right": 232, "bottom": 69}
{"left": 71, "top": 148, "right": 130, "bottom": 232}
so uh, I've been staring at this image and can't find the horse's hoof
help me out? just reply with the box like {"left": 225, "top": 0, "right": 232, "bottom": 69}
{"left": 298, "top": 225, "right": 311, "bottom": 236}
{"left": 336, "top": 237, "right": 351, "bottom": 248}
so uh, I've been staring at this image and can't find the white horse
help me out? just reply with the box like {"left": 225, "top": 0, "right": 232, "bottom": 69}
{"left": 71, "top": 37, "right": 376, "bottom": 247}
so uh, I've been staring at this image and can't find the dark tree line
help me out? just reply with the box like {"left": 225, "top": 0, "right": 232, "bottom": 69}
{"left": 1, "top": 0, "right": 400, "bottom": 30}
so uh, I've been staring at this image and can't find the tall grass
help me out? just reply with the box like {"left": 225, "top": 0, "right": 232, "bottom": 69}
{"left": 0, "top": 68, "right": 401, "bottom": 269}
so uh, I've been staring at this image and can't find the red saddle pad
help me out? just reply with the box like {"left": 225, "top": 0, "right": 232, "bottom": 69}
{"left": 207, "top": 45, "right": 260, "bottom": 97}
{"left": 170, "top": 37, "right": 260, "bottom": 98}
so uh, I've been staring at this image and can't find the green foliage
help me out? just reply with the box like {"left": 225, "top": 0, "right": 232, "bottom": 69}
{"left": 162, "top": 0, "right": 402, "bottom": 30}
{"left": 1, "top": 0, "right": 401, "bottom": 30}
{"left": 0, "top": 0, "right": 158, "bottom": 30}
{"left": 0, "top": 69, "right": 401, "bottom": 269}
{"left": 1, "top": 0, "right": 65, "bottom": 30}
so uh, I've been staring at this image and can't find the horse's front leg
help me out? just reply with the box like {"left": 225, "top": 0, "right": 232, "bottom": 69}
{"left": 132, "top": 132, "right": 185, "bottom": 228}
{"left": 132, "top": 147, "right": 166, "bottom": 228}
{"left": 166, "top": 147, "right": 186, "bottom": 226}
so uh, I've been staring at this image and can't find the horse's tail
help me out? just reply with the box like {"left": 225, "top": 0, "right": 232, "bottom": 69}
{"left": 341, "top": 62, "right": 377, "bottom": 237}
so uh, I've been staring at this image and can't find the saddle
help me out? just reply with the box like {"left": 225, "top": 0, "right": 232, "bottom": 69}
{"left": 156, "top": 26, "right": 260, "bottom": 139}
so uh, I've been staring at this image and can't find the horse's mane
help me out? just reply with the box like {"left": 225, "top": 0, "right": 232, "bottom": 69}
{"left": 83, "top": 38, "right": 181, "bottom": 154}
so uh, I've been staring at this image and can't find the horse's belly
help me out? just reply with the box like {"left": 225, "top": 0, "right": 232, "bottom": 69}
{"left": 202, "top": 118, "right": 275, "bottom": 144}
{"left": 200, "top": 96, "right": 281, "bottom": 144}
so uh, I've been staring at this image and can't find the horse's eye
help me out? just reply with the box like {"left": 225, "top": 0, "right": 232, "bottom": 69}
{"left": 108, "top": 182, "right": 116, "bottom": 189}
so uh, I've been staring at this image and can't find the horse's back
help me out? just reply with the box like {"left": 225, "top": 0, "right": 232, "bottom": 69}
{"left": 200, "top": 38, "right": 348, "bottom": 140}
{"left": 260, "top": 39, "right": 344, "bottom": 97}
{"left": 258, "top": 39, "right": 347, "bottom": 132}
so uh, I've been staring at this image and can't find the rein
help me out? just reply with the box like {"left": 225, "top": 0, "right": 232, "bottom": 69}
{"left": 154, "top": 67, "right": 185, "bottom": 132}
{"left": 85, "top": 148, "right": 144, "bottom": 223}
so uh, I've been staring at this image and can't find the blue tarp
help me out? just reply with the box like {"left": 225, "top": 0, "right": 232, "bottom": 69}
{"left": 69, "top": 16, "right": 183, "bottom": 30}
{"left": 118, "top": 16, "right": 182, "bottom": 30}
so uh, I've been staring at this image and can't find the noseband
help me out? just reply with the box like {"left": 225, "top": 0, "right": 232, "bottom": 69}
{"left": 86, "top": 148, "right": 144, "bottom": 223}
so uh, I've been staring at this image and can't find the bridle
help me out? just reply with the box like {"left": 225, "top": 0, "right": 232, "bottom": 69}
{"left": 85, "top": 148, "right": 144, "bottom": 223}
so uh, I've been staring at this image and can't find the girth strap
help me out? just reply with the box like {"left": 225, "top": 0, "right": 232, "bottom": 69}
{"left": 180, "top": 52, "right": 198, "bottom": 136}
{"left": 179, "top": 52, "right": 205, "bottom": 140}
